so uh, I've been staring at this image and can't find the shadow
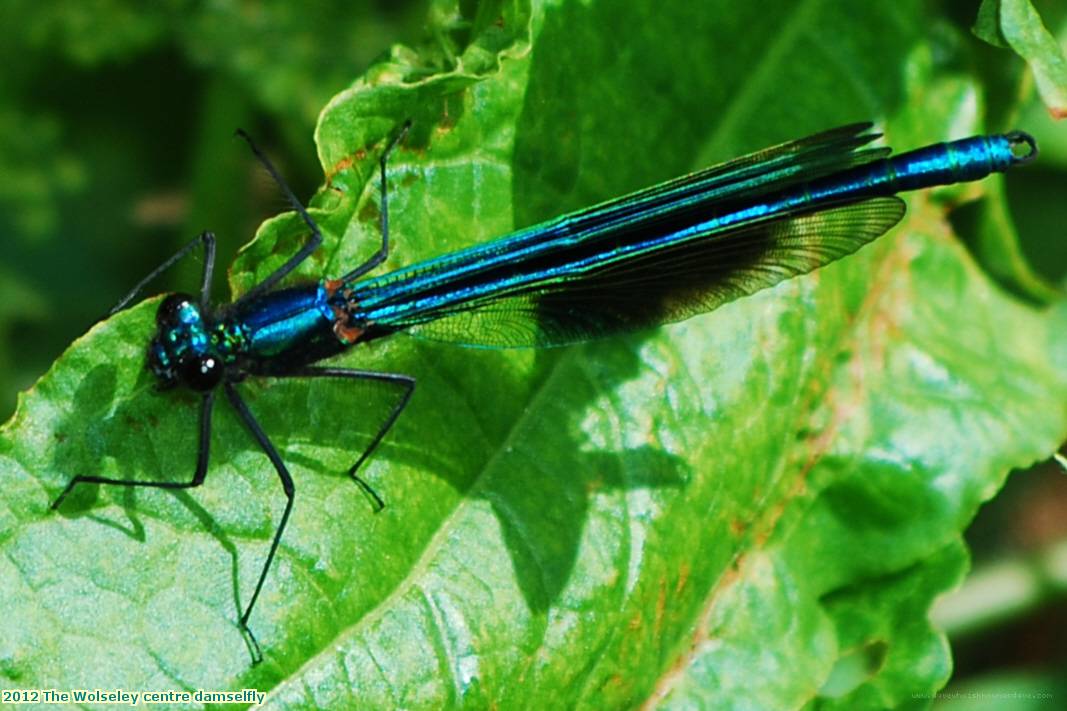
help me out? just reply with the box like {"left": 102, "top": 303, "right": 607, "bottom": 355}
{"left": 168, "top": 487, "right": 245, "bottom": 619}
{"left": 46, "top": 363, "right": 146, "bottom": 541}
{"left": 480, "top": 337, "right": 691, "bottom": 610}
{"left": 490, "top": 445, "right": 689, "bottom": 612}
{"left": 85, "top": 486, "right": 147, "bottom": 542}
{"left": 47, "top": 358, "right": 246, "bottom": 618}
{"left": 217, "top": 312, "right": 694, "bottom": 613}
{"left": 363, "top": 331, "right": 693, "bottom": 610}
{"left": 490, "top": 0, "right": 922, "bottom": 611}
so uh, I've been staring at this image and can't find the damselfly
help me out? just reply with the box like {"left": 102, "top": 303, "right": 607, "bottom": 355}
{"left": 50, "top": 121, "right": 1037, "bottom": 662}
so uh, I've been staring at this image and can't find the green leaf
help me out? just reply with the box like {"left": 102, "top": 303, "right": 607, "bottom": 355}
{"left": 896, "top": 44, "right": 1062, "bottom": 304}
{"left": 3, "top": 1, "right": 1066, "bottom": 708}
{"left": 974, "top": 0, "right": 1011, "bottom": 48}
{"left": 973, "top": 0, "right": 1067, "bottom": 119}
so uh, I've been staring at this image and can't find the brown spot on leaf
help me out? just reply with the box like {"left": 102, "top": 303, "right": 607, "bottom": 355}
{"left": 675, "top": 562, "right": 690, "bottom": 595}
{"left": 654, "top": 579, "right": 666, "bottom": 639}
{"left": 324, "top": 149, "right": 369, "bottom": 185}
{"left": 358, "top": 199, "right": 380, "bottom": 225}
{"left": 326, "top": 156, "right": 353, "bottom": 181}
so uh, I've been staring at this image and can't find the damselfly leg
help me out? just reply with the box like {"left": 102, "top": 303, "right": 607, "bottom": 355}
{"left": 51, "top": 123, "right": 415, "bottom": 664}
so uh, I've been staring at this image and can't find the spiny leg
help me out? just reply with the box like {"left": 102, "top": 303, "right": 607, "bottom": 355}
{"left": 233, "top": 131, "right": 323, "bottom": 302}
{"left": 109, "top": 231, "right": 217, "bottom": 315}
{"left": 223, "top": 382, "right": 294, "bottom": 666}
{"left": 51, "top": 391, "right": 215, "bottom": 508}
{"left": 289, "top": 366, "right": 416, "bottom": 510}
{"left": 341, "top": 119, "right": 413, "bottom": 282}
{"left": 236, "top": 121, "right": 411, "bottom": 302}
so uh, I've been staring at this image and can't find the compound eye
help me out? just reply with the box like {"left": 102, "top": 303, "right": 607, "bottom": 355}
{"left": 157, "top": 293, "right": 198, "bottom": 326}
{"left": 178, "top": 353, "right": 223, "bottom": 391}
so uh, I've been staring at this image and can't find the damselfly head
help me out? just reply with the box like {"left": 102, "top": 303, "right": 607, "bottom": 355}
{"left": 147, "top": 293, "right": 223, "bottom": 392}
